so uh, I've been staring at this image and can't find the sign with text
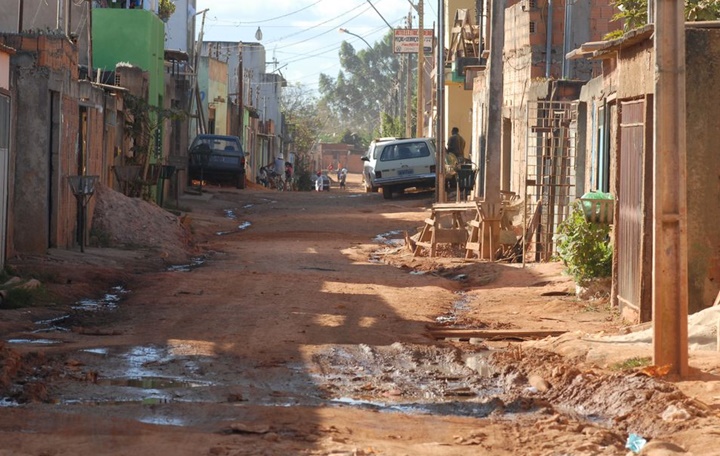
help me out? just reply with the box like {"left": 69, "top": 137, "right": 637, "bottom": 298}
{"left": 393, "top": 29, "right": 434, "bottom": 54}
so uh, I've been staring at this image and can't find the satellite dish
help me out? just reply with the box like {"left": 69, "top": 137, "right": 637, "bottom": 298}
{"left": 255, "top": 27, "right": 263, "bottom": 41}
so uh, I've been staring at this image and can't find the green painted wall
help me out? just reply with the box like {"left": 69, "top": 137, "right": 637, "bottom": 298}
{"left": 92, "top": 9, "right": 164, "bottom": 110}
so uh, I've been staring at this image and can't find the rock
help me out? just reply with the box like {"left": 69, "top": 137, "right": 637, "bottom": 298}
{"left": 660, "top": 404, "right": 691, "bottom": 422}
{"left": 638, "top": 440, "right": 687, "bottom": 455}
{"left": 2, "top": 277, "right": 22, "bottom": 286}
{"left": 528, "top": 374, "right": 552, "bottom": 392}
{"left": 19, "top": 279, "right": 42, "bottom": 290}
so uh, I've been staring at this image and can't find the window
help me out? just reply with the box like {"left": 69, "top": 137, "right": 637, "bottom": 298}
{"left": 530, "top": 21, "right": 536, "bottom": 33}
{"left": 379, "top": 142, "right": 431, "bottom": 162}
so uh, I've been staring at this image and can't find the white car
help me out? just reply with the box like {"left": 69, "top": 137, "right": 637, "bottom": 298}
{"left": 361, "top": 137, "right": 436, "bottom": 199}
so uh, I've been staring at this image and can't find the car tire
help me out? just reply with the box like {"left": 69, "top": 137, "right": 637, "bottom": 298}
{"left": 236, "top": 173, "right": 246, "bottom": 189}
{"left": 382, "top": 187, "right": 393, "bottom": 200}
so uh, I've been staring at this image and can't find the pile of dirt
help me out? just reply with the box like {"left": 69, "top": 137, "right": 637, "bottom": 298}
{"left": 491, "top": 347, "right": 710, "bottom": 439}
{"left": 90, "top": 184, "right": 194, "bottom": 263}
{"left": 0, "top": 342, "right": 55, "bottom": 403}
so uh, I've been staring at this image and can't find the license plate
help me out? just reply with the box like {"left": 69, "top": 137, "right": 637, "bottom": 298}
{"left": 398, "top": 168, "right": 414, "bottom": 176}
{"left": 212, "top": 156, "right": 239, "bottom": 165}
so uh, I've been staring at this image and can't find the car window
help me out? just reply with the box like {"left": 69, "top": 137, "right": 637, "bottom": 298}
{"left": 193, "top": 137, "right": 242, "bottom": 153}
{"left": 379, "top": 142, "right": 431, "bottom": 162}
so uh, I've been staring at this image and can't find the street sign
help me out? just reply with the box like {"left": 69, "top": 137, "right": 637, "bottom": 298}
{"left": 393, "top": 29, "right": 434, "bottom": 54}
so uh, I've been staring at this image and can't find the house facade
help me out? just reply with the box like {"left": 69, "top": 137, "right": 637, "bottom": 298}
{"left": 576, "top": 24, "right": 720, "bottom": 322}
{"left": 0, "top": 33, "right": 113, "bottom": 254}
{"left": 0, "top": 43, "right": 13, "bottom": 267}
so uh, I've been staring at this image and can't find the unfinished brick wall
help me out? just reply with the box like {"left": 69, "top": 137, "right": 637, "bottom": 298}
{"left": 0, "top": 33, "right": 79, "bottom": 80}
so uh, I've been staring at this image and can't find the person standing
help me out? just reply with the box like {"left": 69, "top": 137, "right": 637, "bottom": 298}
{"left": 446, "top": 127, "right": 467, "bottom": 163}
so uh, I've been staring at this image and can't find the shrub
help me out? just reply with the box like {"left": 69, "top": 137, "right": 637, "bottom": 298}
{"left": 555, "top": 201, "right": 613, "bottom": 284}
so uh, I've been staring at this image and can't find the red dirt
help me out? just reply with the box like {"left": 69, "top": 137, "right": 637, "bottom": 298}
{"left": 1, "top": 174, "right": 719, "bottom": 455}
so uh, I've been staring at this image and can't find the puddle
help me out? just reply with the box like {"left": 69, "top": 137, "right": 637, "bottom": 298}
{"left": 7, "top": 338, "right": 62, "bottom": 345}
{"left": 435, "top": 292, "right": 472, "bottom": 325}
{"left": 82, "top": 348, "right": 109, "bottom": 355}
{"left": 72, "top": 286, "right": 129, "bottom": 311}
{"left": 122, "top": 345, "right": 169, "bottom": 378}
{"left": 223, "top": 209, "right": 238, "bottom": 219}
{"left": 96, "top": 376, "right": 210, "bottom": 389}
{"left": 216, "top": 221, "right": 251, "bottom": 236}
{"left": 373, "top": 230, "right": 405, "bottom": 246}
{"left": 0, "top": 398, "right": 19, "bottom": 407}
{"left": 32, "top": 314, "right": 71, "bottom": 333}
{"left": 166, "top": 256, "right": 206, "bottom": 272}
{"left": 311, "top": 344, "right": 514, "bottom": 419}
{"left": 137, "top": 416, "right": 187, "bottom": 427}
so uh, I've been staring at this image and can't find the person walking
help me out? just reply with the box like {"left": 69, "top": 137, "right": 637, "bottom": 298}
{"left": 446, "top": 127, "right": 467, "bottom": 163}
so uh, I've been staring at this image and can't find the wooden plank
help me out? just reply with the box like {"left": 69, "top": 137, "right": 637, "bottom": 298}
{"left": 432, "top": 202, "right": 478, "bottom": 210}
{"left": 428, "top": 328, "right": 567, "bottom": 340}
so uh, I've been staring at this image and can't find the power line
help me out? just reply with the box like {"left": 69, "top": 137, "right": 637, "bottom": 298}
{"left": 212, "top": 0, "right": 325, "bottom": 25}
{"left": 262, "top": 1, "right": 371, "bottom": 47}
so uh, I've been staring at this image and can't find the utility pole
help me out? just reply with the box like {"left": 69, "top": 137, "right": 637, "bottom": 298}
{"left": 406, "top": 11, "right": 413, "bottom": 138}
{"left": 436, "top": 0, "right": 446, "bottom": 202}
{"left": 483, "top": 0, "right": 504, "bottom": 204}
{"left": 416, "top": 0, "right": 425, "bottom": 137}
{"left": 652, "top": 0, "right": 688, "bottom": 376}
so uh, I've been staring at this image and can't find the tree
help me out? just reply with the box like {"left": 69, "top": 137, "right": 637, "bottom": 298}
{"left": 122, "top": 93, "right": 184, "bottom": 198}
{"left": 608, "top": 0, "right": 720, "bottom": 38}
{"left": 319, "top": 31, "right": 405, "bottom": 140}
{"left": 281, "top": 83, "right": 325, "bottom": 191}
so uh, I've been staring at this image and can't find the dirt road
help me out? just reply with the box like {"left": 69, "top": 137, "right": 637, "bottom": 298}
{"left": 1, "top": 174, "right": 720, "bottom": 455}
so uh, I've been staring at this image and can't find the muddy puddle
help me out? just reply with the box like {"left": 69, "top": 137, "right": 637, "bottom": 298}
{"left": 27, "top": 339, "right": 689, "bottom": 437}
{"left": 216, "top": 221, "right": 251, "bottom": 236}
{"left": 435, "top": 292, "right": 472, "bottom": 326}
{"left": 72, "top": 285, "right": 129, "bottom": 311}
{"left": 311, "top": 343, "right": 506, "bottom": 419}
{"left": 166, "top": 256, "right": 206, "bottom": 272}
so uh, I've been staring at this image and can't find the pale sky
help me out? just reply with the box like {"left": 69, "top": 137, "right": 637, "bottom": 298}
{"left": 195, "top": 0, "right": 438, "bottom": 90}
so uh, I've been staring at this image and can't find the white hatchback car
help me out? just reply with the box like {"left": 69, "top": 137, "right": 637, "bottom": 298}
{"left": 361, "top": 137, "right": 437, "bottom": 199}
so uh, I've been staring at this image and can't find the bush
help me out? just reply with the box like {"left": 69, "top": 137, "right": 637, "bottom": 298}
{"left": 555, "top": 201, "right": 613, "bottom": 284}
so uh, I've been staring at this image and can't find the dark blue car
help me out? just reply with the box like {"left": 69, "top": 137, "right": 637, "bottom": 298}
{"left": 188, "top": 134, "right": 246, "bottom": 189}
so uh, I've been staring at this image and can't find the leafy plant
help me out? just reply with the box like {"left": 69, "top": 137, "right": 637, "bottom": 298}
{"left": 610, "top": 356, "right": 652, "bottom": 371}
{"left": 158, "top": 0, "right": 176, "bottom": 22}
{"left": 555, "top": 201, "right": 613, "bottom": 284}
{"left": 605, "top": 0, "right": 720, "bottom": 39}
{"left": 122, "top": 93, "right": 185, "bottom": 198}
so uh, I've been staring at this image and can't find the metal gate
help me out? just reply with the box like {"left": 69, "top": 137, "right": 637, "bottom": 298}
{"left": 617, "top": 98, "right": 651, "bottom": 320}
{"left": 524, "top": 101, "right": 578, "bottom": 262}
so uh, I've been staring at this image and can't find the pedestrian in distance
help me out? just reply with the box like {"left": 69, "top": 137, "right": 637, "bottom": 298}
{"left": 339, "top": 168, "right": 348, "bottom": 189}
{"left": 446, "top": 127, "right": 467, "bottom": 164}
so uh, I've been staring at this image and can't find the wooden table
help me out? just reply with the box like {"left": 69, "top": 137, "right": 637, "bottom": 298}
{"left": 413, "top": 201, "right": 481, "bottom": 257}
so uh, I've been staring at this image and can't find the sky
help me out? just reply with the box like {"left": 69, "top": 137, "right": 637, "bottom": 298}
{"left": 194, "top": 0, "right": 439, "bottom": 91}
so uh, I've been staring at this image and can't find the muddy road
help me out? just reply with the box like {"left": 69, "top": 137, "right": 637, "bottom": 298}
{"left": 1, "top": 175, "right": 720, "bottom": 455}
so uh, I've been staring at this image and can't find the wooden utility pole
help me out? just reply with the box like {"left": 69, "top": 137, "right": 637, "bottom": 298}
{"left": 436, "top": 0, "right": 446, "bottom": 202}
{"left": 652, "top": 0, "right": 688, "bottom": 376}
{"left": 406, "top": 11, "right": 413, "bottom": 138}
{"left": 416, "top": 0, "right": 424, "bottom": 137}
{"left": 483, "top": 0, "right": 504, "bottom": 204}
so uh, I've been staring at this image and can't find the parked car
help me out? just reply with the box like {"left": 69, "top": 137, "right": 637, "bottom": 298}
{"left": 361, "top": 137, "right": 398, "bottom": 193}
{"left": 361, "top": 137, "right": 436, "bottom": 199}
{"left": 188, "top": 134, "right": 246, "bottom": 189}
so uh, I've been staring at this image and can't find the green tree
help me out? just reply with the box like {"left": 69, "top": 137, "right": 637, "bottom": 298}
{"left": 319, "top": 31, "right": 406, "bottom": 140}
{"left": 281, "top": 83, "right": 325, "bottom": 191}
{"left": 608, "top": 0, "right": 720, "bottom": 38}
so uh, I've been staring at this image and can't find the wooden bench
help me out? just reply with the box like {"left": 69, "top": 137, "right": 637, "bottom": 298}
{"left": 413, "top": 202, "right": 479, "bottom": 257}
